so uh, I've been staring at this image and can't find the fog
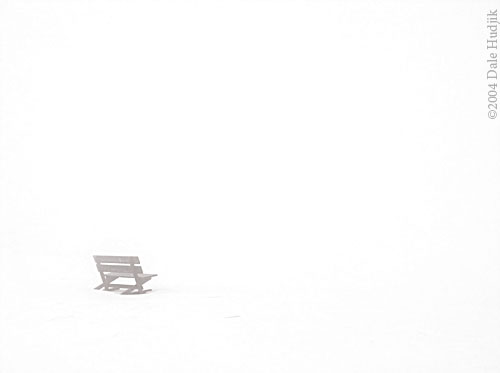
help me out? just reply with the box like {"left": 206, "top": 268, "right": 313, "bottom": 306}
{"left": 1, "top": 1, "right": 499, "bottom": 371}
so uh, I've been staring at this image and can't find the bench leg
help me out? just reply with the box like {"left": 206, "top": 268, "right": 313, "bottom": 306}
{"left": 121, "top": 288, "right": 152, "bottom": 295}
{"left": 121, "top": 288, "right": 136, "bottom": 295}
{"left": 95, "top": 272, "right": 107, "bottom": 290}
{"left": 120, "top": 277, "right": 152, "bottom": 295}
{"left": 104, "top": 276, "right": 119, "bottom": 291}
{"left": 95, "top": 275, "right": 119, "bottom": 291}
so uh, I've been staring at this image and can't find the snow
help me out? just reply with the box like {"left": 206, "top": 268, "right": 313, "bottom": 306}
{"left": 1, "top": 1, "right": 500, "bottom": 372}
{"left": 1, "top": 247, "right": 499, "bottom": 372}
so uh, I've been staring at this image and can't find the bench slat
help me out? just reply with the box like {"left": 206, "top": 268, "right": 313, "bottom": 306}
{"left": 105, "top": 272, "right": 157, "bottom": 278}
{"left": 94, "top": 255, "right": 140, "bottom": 264}
{"left": 96, "top": 264, "right": 143, "bottom": 274}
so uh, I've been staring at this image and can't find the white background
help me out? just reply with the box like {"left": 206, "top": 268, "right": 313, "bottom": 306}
{"left": 1, "top": 1, "right": 499, "bottom": 372}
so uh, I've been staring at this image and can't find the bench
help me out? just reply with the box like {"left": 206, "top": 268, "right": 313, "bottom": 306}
{"left": 93, "top": 255, "right": 157, "bottom": 295}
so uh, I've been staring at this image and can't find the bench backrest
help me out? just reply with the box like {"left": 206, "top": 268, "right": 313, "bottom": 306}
{"left": 93, "top": 255, "right": 144, "bottom": 275}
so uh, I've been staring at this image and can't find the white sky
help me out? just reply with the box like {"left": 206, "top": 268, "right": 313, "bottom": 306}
{"left": 1, "top": 0, "right": 499, "bottom": 298}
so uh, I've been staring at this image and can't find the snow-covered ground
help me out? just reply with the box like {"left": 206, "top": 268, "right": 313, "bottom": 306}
{"left": 1, "top": 1, "right": 500, "bottom": 372}
{"left": 1, "top": 244, "right": 499, "bottom": 372}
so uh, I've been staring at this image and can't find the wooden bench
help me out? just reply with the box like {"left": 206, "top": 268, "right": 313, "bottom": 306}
{"left": 93, "top": 255, "right": 157, "bottom": 295}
